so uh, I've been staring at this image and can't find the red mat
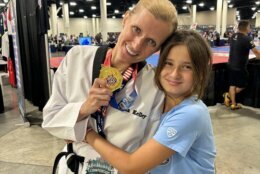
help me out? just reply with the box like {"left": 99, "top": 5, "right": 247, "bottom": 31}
{"left": 50, "top": 57, "right": 64, "bottom": 68}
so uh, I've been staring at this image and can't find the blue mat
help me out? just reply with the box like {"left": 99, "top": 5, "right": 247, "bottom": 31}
{"left": 146, "top": 46, "right": 260, "bottom": 67}
{"left": 212, "top": 46, "right": 229, "bottom": 52}
{"left": 146, "top": 54, "right": 159, "bottom": 67}
{"left": 212, "top": 45, "right": 260, "bottom": 53}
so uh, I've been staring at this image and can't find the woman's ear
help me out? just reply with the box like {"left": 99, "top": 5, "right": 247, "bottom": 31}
{"left": 122, "top": 11, "right": 130, "bottom": 27}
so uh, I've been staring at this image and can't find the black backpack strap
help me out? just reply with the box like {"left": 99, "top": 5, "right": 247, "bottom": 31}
{"left": 52, "top": 143, "right": 84, "bottom": 174}
{"left": 92, "top": 45, "right": 109, "bottom": 84}
{"left": 137, "top": 61, "right": 147, "bottom": 72}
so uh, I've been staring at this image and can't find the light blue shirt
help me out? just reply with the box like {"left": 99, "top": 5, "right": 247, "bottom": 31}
{"left": 151, "top": 96, "right": 216, "bottom": 174}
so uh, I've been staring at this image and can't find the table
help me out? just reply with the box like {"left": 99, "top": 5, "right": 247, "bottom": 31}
{"left": 50, "top": 57, "right": 64, "bottom": 72}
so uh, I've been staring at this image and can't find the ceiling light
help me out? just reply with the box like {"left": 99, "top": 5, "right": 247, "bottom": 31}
{"left": 258, "top": 9, "right": 260, "bottom": 13}
{"left": 114, "top": 10, "right": 119, "bottom": 14}
{"left": 84, "top": 16, "right": 88, "bottom": 19}
{"left": 3, "top": 0, "right": 8, "bottom": 3}
{"left": 79, "top": 9, "right": 84, "bottom": 13}
{"left": 198, "top": 3, "right": 204, "bottom": 7}
{"left": 252, "top": 7, "right": 256, "bottom": 11}
{"left": 112, "top": 16, "right": 116, "bottom": 19}
{"left": 70, "top": 2, "right": 77, "bottom": 6}
{"left": 210, "top": 7, "right": 215, "bottom": 11}
{"left": 186, "top": 0, "right": 192, "bottom": 4}
{"left": 0, "top": 3, "right": 5, "bottom": 6}
{"left": 107, "top": 2, "right": 111, "bottom": 6}
{"left": 228, "top": 4, "right": 233, "bottom": 8}
{"left": 129, "top": 7, "right": 133, "bottom": 11}
{"left": 182, "top": 6, "right": 187, "bottom": 10}
{"left": 60, "top": 2, "right": 63, "bottom": 5}
{"left": 69, "top": 12, "right": 74, "bottom": 15}
{"left": 227, "top": 0, "right": 231, "bottom": 3}
{"left": 256, "top": 1, "right": 260, "bottom": 5}
{"left": 92, "top": 14, "right": 96, "bottom": 17}
{"left": 122, "top": 14, "right": 125, "bottom": 18}
{"left": 91, "top": 6, "right": 96, "bottom": 10}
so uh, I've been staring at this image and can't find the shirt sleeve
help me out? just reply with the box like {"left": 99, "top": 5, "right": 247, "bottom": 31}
{"left": 42, "top": 47, "right": 89, "bottom": 142}
{"left": 248, "top": 37, "right": 255, "bottom": 50}
{"left": 153, "top": 104, "right": 205, "bottom": 157}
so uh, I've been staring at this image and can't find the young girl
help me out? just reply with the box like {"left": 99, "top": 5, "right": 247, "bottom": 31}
{"left": 85, "top": 30, "right": 216, "bottom": 174}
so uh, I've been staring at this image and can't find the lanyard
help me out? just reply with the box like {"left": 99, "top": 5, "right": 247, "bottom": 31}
{"left": 109, "top": 81, "right": 137, "bottom": 111}
{"left": 91, "top": 49, "right": 138, "bottom": 138}
{"left": 104, "top": 49, "right": 138, "bottom": 111}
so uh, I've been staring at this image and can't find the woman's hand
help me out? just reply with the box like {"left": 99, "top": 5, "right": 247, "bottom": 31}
{"left": 78, "top": 78, "right": 112, "bottom": 120}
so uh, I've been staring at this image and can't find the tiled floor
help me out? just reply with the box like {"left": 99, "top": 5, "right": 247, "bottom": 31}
{"left": 0, "top": 85, "right": 64, "bottom": 174}
{"left": 0, "top": 85, "right": 260, "bottom": 174}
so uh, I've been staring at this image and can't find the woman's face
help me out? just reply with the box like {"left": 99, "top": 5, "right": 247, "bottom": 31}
{"left": 112, "top": 8, "right": 172, "bottom": 67}
{"left": 159, "top": 45, "right": 194, "bottom": 101}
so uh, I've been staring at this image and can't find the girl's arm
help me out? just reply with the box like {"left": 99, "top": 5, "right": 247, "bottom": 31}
{"left": 86, "top": 130, "right": 175, "bottom": 174}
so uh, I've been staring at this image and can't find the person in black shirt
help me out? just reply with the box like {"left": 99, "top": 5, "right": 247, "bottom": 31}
{"left": 224, "top": 20, "right": 260, "bottom": 109}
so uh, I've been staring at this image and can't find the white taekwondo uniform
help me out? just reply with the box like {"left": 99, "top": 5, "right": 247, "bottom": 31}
{"left": 42, "top": 45, "right": 164, "bottom": 173}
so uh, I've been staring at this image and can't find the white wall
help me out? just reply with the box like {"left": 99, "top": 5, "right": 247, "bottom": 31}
{"left": 107, "top": 19, "right": 122, "bottom": 32}
{"left": 69, "top": 18, "right": 93, "bottom": 36}
{"left": 54, "top": 18, "right": 93, "bottom": 36}
{"left": 48, "top": 9, "right": 237, "bottom": 36}
{"left": 178, "top": 14, "right": 192, "bottom": 25}
{"left": 48, "top": 18, "right": 122, "bottom": 36}
{"left": 178, "top": 8, "right": 236, "bottom": 26}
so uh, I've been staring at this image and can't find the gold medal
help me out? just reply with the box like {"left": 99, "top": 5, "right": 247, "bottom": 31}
{"left": 99, "top": 65, "right": 123, "bottom": 91}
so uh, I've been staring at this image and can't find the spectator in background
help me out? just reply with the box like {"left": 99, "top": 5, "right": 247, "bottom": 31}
{"left": 107, "top": 33, "right": 116, "bottom": 48}
{"left": 213, "top": 30, "right": 220, "bottom": 47}
{"left": 223, "top": 20, "right": 260, "bottom": 109}
{"left": 95, "top": 32, "right": 103, "bottom": 45}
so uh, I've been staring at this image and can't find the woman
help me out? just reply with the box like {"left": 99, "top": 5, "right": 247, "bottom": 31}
{"left": 42, "top": 0, "right": 178, "bottom": 173}
{"left": 85, "top": 30, "right": 216, "bottom": 174}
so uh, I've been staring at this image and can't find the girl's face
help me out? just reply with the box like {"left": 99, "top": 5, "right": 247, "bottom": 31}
{"left": 159, "top": 45, "right": 194, "bottom": 102}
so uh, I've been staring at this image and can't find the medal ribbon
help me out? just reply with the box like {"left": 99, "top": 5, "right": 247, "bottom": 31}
{"left": 91, "top": 49, "right": 138, "bottom": 138}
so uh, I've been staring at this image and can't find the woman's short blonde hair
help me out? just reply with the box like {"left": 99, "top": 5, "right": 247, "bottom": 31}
{"left": 130, "top": 0, "right": 178, "bottom": 33}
